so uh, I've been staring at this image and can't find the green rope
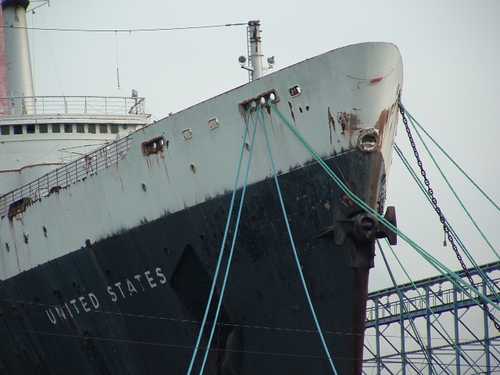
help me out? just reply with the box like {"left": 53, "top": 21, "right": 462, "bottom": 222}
{"left": 376, "top": 240, "right": 446, "bottom": 375}
{"left": 271, "top": 104, "right": 499, "bottom": 312}
{"left": 404, "top": 112, "right": 499, "bottom": 260}
{"left": 260, "top": 109, "right": 339, "bottom": 374}
{"left": 404, "top": 110, "right": 500, "bottom": 213}
{"left": 381, "top": 238, "right": 489, "bottom": 369}
{"left": 394, "top": 144, "right": 500, "bottom": 300}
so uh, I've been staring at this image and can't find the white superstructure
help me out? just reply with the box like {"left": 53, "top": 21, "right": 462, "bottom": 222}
{"left": 0, "top": 95, "right": 151, "bottom": 194}
{"left": 0, "top": 1, "right": 151, "bottom": 195}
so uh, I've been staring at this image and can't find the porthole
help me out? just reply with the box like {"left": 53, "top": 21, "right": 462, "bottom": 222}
{"left": 289, "top": 85, "right": 302, "bottom": 97}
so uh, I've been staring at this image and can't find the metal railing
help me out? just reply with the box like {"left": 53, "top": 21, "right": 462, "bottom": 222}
{"left": 365, "top": 276, "right": 499, "bottom": 324}
{"left": 0, "top": 134, "right": 133, "bottom": 218}
{"left": 0, "top": 96, "right": 147, "bottom": 117}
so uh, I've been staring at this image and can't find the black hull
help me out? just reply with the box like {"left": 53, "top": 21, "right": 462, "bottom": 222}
{"left": 0, "top": 150, "right": 385, "bottom": 375}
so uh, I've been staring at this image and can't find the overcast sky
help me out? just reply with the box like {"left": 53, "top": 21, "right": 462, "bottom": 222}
{"left": 25, "top": 0, "right": 500, "bottom": 292}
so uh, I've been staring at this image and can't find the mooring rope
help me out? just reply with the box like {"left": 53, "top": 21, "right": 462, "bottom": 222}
{"left": 394, "top": 144, "right": 500, "bottom": 300}
{"left": 186, "top": 113, "right": 257, "bottom": 375}
{"left": 196, "top": 112, "right": 259, "bottom": 374}
{"left": 403, "top": 108, "right": 500, "bottom": 213}
{"left": 380, "top": 238, "right": 494, "bottom": 369}
{"left": 270, "top": 103, "right": 498, "bottom": 313}
{"left": 403, "top": 107, "right": 499, "bottom": 260}
{"left": 376, "top": 240, "right": 446, "bottom": 375}
{"left": 259, "top": 109, "right": 339, "bottom": 374}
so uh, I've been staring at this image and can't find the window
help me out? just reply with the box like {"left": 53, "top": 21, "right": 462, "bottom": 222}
{"left": 27, "top": 124, "right": 35, "bottom": 134}
{"left": 110, "top": 125, "right": 119, "bottom": 134}
{"left": 76, "top": 124, "right": 85, "bottom": 133}
{"left": 14, "top": 125, "right": 23, "bottom": 135}
{"left": 99, "top": 124, "right": 108, "bottom": 134}
{"left": 142, "top": 136, "right": 167, "bottom": 156}
{"left": 64, "top": 124, "right": 73, "bottom": 133}
{"left": 39, "top": 124, "right": 48, "bottom": 133}
{"left": 1, "top": 126, "right": 10, "bottom": 135}
{"left": 121, "top": 124, "right": 128, "bottom": 130}
{"left": 88, "top": 124, "right": 96, "bottom": 134}
{"left": 52, "top": 124, "right": 61, "bottom": 133}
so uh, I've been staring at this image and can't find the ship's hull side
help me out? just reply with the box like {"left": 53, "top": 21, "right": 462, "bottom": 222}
{"left": 0, "top": 149, "right": 384, "bottom": 375}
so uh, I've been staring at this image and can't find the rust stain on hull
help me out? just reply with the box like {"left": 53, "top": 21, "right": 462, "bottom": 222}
{"left": 375, "top": 109, "right": 390, "bottom": 142}
{"left": 328, "top": 107, "right": 336, "bottom": 145}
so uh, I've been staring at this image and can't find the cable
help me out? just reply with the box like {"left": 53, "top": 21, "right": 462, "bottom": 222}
{"left": 404, "top": 108, "right": 499, "bottom": 260}
{"left": 0, "top": 22, "right": 247, "bottom": 33}
{"left": 381, "top": 238, "right": 499, "bottom": 368}
{"left": 404, "top": 109, "right": 500, "bottom": 213}
{"left": 394, "top": 144, "right": 500, "bottom": 300}
{"left": 196, "top": 112, "right": 258, "bottom": 374}
{"left": 185, "top": 113, "right": 255, "bottom": 375}
{"left": 377, "top": 240, "right": 444, "bottom": 375}
{"left": 270, "top": 103, "right": 498, "bottom": 312}
{"left": 260, "top": 109, "right": 339, "bottom": 375}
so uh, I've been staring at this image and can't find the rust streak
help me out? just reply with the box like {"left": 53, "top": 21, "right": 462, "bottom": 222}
{"left": 375, "top": 109, "right": 390, "bottom": 142}
{"left": 328, "top": 107, "right": 335, "bottom": 145}
{"left": 288, "top": 101, "right": 296, "bottom": 123}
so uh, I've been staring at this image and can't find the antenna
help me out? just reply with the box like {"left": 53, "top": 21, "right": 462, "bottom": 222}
{"left": 238, "top": 20, "right": 275, "bottom": 81}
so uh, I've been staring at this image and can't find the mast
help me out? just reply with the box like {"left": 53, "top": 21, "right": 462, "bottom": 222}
{"left": 247, "top": 20, "right": 264, "bottom": 81}
{"left": 1, "top": 0, "right": 34, "bottom": 112}
{"left": 239, "top": 20, "right": 274, "bottom": 81}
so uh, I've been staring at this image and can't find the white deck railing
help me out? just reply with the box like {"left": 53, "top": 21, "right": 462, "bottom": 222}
{"left": 0, "top": 96, "right": 147, "bottom": 117}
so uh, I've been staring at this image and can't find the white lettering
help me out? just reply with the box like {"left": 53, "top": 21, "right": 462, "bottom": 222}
{"left": 126, "top": 279, "right": 138, "bottom": 295}
{"left": 64, "top": 303, "right": 74, "bottom": 319}
{"left": 88, "top": 293, "right": 100, "bottom": 309}
{"left": 45, "top": 309, "right": 57, "bottom": 325}
{"left": 134, "top": 274, "right": 146, "bottom": 291}
{"left": 144, "top": 270, "right": 157, "bottom": 288}
{"left": 114, "top": 282, "right": 126, "bottom": 299}
{"left": 69, "top": 299, "right": 80, "bottom": 314}
{"left": 156, "top": 267, "right": 167, "bottom": 285}
{"left": 54, "top": 306, "right": 67, "bottom": 320}
{"left": 107, "top": 286, "right": 117, "bottom": 302}
{"left": 79, "top": 296, "right": 91, "bottom": 313}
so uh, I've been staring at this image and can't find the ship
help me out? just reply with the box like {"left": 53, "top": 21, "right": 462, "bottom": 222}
{"left": 0, "top": 1, "right": 402, "bottom": 374}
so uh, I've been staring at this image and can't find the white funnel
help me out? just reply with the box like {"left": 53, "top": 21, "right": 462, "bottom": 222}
{"left": 2, "top": 0, "right": 34, "bottom": 107}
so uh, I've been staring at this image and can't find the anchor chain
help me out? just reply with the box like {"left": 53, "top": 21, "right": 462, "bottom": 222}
{"left": 398, "top": 102, "right": 500, "bottom": 331}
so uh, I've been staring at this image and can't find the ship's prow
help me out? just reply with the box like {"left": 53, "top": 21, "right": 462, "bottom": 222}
{"left": 0, "top": 20, "right": 402, "bottom": 374}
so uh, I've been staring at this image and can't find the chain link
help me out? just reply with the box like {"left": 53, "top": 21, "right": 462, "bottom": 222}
{"left": 398, "top": 102, "right": 499, "bottom": 331}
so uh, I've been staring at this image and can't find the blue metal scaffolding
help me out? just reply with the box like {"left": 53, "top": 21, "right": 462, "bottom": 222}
{"left": 363, "top": 261, "right": 499, "bottom": 374}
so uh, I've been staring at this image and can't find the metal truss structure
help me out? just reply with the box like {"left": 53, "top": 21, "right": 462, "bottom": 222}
{"left": 363, "top": 261, "right": 500, "bottom": 374}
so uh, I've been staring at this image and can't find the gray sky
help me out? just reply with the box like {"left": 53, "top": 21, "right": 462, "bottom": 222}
{"left": 26, "top": 0, "right": 500, "bottom": 291}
